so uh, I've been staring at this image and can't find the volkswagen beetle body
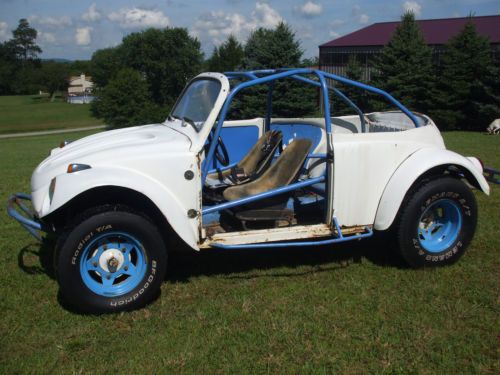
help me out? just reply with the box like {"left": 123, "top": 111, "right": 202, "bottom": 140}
{"left": 8, "top": 69, "right": 490, "bottom": 313}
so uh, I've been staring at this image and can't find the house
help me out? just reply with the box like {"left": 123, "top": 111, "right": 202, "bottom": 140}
{"left": 67, "top": 73, "right": 94, "bottom": 104}
{"left": 319, "top": 15, "right": 500, "bottom": 81}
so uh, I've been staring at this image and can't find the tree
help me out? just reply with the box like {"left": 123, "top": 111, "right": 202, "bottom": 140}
{"left": 431, "top": 21, "right": 500, "bottom": 130}
{"left": 206, "top": 35, "right": 244, "bottom": 72}
{"left": 90, "top": 27, "right": 203, "bottom": 128}
{"left": 372, "top": 12, "right": 434, "bottom": 112}
{"left": 243, "top": 22, "right": 302, "bottom": 69}
{"left": 69, "top": 60, "right": 92, "bottom": 76}
{"left": 119, "top": 28, "right": 203, "bottom": 108}
{"left": 231, "top": 22, "right": 317, "bottom": 119}
{"left": 90, "top": 47, "right": 123, "bottom": 88}
{"left": 91, "top": 68, "right": 166, "bottom": 128}
{"left": 0, "top": 42, "right": 17, "bottom": 94}
{"left": 330, "top": 55, "right": 369, "bottom": 115}
{"left": 38, "top": 62, "right": 70, "bottom": 100}
{"left": 10, "top": 18, "right": 42, "bottom": 63}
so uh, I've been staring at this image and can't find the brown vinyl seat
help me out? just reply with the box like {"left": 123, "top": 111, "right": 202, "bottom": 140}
{"left": 206, "top": 130, "right": 282, "bottom": 185}
{"left": 223, "top": 138, "right": 312, "bottom": 201}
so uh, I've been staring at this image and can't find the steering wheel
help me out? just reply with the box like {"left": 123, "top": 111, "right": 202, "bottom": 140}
{"left": 207, "top": 129, "right": 230, "bottom": 166}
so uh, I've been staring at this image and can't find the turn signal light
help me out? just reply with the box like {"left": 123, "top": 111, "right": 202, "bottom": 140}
{"left": 67, "top": 163, "right": 91, "bottom": 173}
{"left": 59, "top": 140, "right": 73, "bottom": 148}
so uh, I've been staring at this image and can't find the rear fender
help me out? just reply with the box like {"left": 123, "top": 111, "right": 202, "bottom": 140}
{"left": 374, "top": 148, "right": 490, "bottom": 231}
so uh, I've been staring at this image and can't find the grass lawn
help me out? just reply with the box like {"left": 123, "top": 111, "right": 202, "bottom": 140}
{"left": 0, "top": 95, "right": 104, "bottom": 134}
{"left": 0, "top": 130, "right": 498, "bottom": 373}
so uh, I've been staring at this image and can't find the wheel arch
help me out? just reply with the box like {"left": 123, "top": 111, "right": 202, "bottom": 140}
{"left": 374, "top": 148, "right": 490, "bottom": 231}
{"left": 45, "top": 185, "right": 190, "bottom": 251}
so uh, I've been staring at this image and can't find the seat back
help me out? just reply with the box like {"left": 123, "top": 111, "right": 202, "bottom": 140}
{"left": 223, "top": 138, "right": 312, "bottom": 201}
{"left": 207, "top": 130, "right": 282, "bottom": 183}
{"left": 238, "top": 129, "right": 282, "bottom": 178}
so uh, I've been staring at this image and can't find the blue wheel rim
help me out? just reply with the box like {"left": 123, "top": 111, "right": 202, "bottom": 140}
{"left": 79, "top": 231, "right": 147, "bottom": 297}
{"left": 418, "top": 199, "right": 462, "bottom": 253}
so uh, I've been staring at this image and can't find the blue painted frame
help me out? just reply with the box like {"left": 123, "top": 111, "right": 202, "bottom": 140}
{"left": 7, "top": 193, "right": 43, "bottom": 241}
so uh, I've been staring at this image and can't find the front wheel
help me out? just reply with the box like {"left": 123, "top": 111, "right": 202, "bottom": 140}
{"left": 57, "top": 208, "right": 167, "bottom": 313}
{"left": 396, "top": 177, "right": 477, "bottom": 268}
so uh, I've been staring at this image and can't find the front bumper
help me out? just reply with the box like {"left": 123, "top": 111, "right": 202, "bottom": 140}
{"left": 6, "top": 193, "right": 44, "bottom": 241}
{"left": 484, "top": 166, "right": 500, "bottom": 185}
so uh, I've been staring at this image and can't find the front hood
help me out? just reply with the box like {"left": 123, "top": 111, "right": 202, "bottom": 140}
{"left": 32, "top": 124, "right": 192, "bottom": 191}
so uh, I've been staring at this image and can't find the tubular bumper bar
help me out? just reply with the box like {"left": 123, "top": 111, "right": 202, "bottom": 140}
{"left": 6, "top": 193, "right": 43, "bottom": 241}
{"left": 484, "top": 166, "right": 500, "bottom": 185}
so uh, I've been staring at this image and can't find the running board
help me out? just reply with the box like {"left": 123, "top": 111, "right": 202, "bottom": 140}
{"left": 199, "top": 223, "right": 369, "bottom": 249}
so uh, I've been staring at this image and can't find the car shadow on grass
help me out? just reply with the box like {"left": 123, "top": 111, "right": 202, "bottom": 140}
{"left": 17, "top": 233, "right": 408, "bottom": 285}
{"left": 16, "top": 232, "right": 408, "bottom": 314}
{"left": 17, "top": 238, "right": 57, "bottom": 280}
{"left": 165, "top": 234, "right": 408, "bottom": 284}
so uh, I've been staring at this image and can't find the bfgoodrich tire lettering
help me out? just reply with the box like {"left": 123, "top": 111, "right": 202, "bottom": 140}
{"left": 57, "top": 209, "right": 167, "bottom": 313}
{"left": 396, "top": 177, "right": 477, "bottom": 268}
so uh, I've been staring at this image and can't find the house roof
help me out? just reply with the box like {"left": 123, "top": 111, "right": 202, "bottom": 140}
{"left": 320, "top": 15, "right": 500, "bottom": 48}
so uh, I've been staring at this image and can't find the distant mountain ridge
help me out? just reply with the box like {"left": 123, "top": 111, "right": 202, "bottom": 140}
{"left": 42, "top": 58, "right": 74, "bottom": 63}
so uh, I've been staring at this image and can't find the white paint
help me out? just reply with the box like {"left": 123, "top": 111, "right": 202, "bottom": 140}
{"left": 332, "top": 120, "right": 446, "bottom": 227}
{"left": 487, "top": 119, "right": 500, "bottom": 134}
{"left": 374, "top": 148, "right": 490, "bottom": 230}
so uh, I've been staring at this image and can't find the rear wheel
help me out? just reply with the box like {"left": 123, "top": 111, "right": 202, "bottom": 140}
{"left": 57, "top": 207, "right": 167, "bottom": 313}
{"left": 396, "top": 177, "right": 477, "bottom": 268}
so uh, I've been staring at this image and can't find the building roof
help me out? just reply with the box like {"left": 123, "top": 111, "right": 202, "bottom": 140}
{"left": 320, "top": 15, "right": 500, "bottom": 48}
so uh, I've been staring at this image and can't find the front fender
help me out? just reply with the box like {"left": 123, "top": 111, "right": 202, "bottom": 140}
{"left": 374, "top": 148, "right": 490, "bottom": 231}
{"left": 33, "top": 166, "right": 201, "bottom": 250}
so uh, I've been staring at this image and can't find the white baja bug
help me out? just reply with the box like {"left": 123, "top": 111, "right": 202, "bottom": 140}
{"left": 8, "top": 68, "right": 490, "bottom": 313}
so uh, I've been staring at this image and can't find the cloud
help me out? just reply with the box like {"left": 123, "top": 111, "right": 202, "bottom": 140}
{"left": 192, "top": 2, "right": 283, "bottom": 46}
{"left": 403, "top": 1, "right": 422, "bottom": 16}
{"left": 330, "top": 19, "right": 346, "bottom": 29}
{"left": 75, "top": 26, "right": 92, "bottom": 45}
{"left": 108, "top": 7, "right": 170, "bottom": 28}
{"left": 82, "top": 3, "right": 101, "bottom": 22}
{"left": 329, "top": 31, "right": 340, "bottom": 39}
{"left": 29, "top": 15, "right": 72, "bottom": 28}
{"left": 252, "top": 2, "right": 282, "bottom": 28}
{"left": 0, "top": 21, "right": 8, "bottom": 41}
{"left": 297, "top": 1, "right": 323, "bottom": 18}
{"left": 38, "top": 31, "right": 56, "bottom": 44}
{"left": 359, "top": 14, "right": 369, "bottom": 24}
{"left": 192, "top": 11, "right": 248, "bottom": 45}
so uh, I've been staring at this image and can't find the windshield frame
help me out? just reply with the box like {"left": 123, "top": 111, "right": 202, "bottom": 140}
{"left": 169, "top": 77, "right": 223, "bottom": 133}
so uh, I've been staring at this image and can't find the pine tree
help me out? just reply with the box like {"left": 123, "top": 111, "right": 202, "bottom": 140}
{"left": 431, "top": 21, "right": 500, "bottom": 130}
{"left": 331, "top": 55, "right": 369, "bottom": 115}
{"left": 372, "top": 12, "right": 434, "bottom": 112}
{"left": 10, "top": 18, "right": 42, "bottom": 62}
{"left": 207, "top": 35, "right": 244, "bottom": 72}
{"left": 231, "top": 22, "right": 316, "bottom": 119}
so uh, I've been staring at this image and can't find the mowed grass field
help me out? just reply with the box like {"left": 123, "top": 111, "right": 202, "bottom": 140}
{"left": 0, "top": 130, "right": 498, "bottom": 373}
{"left": 0, "top": 95, "right": 103, "bottom": 134}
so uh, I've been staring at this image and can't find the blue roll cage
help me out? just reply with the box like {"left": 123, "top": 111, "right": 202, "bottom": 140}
{"left": 200, "top": 68, "right": 420, "bottom": 233}
{"left": 202, "top": 68, "right": 419, "bottom": 183}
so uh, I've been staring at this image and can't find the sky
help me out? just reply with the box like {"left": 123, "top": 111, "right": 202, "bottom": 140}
{"left": 0, "top": 0, "right": 499, "bottom": 60}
